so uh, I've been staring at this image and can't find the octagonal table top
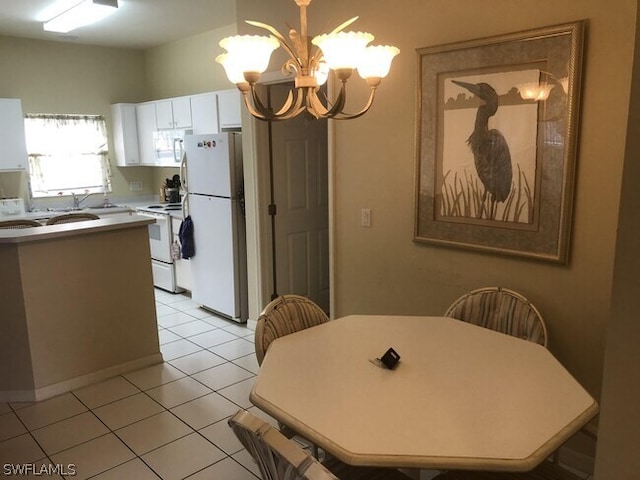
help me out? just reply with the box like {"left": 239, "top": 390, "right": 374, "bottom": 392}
{"left": 250, "top": 315, "right": 598, "bottom": 472}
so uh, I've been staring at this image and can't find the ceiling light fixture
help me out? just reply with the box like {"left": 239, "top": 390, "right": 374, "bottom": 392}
{"left": 216, "top": 0, "right": 399, "bottom": 121}
{"left": 43, "top": 0, "right": 118, "bottom": 34}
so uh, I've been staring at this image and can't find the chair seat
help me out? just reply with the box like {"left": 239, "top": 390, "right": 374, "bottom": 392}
{"left": 432, "top": 460, "right": 585, "bottom": 480}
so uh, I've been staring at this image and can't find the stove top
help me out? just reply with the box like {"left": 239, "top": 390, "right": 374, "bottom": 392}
{"left": 137, "top": 203, "right": 183, "bottom": 213}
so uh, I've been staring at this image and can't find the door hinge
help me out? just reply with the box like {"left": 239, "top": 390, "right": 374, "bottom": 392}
{"left": 268, "top": 204, "right": 277, "bottom": 216}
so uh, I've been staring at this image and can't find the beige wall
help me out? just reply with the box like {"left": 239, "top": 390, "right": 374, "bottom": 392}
{"left": 236, "top": 0, "right": 635, "bottom": 404}
{"left": 0, "top": 35, "right": 157, "bottom": 203}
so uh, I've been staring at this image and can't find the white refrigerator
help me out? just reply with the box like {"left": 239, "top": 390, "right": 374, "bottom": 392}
{"left": 184, "top": 133, "right": 248, "bottom": 323}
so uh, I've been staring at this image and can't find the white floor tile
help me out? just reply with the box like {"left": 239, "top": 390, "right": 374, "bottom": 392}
{"left": 31, "top": 411, "right": 109, "bottom": 455}
{"left": 209, "top": 338, "right": 255, "bottom": 361}
{"left": 142, "top": 432, "right": 226, "bottom": 480}
{"left": 167, "top": 320, "right": 217, "bottom": 338}
{"left": 146, "top": 377, "right": 212, "bottom": 409}
{"left": 160, "top": 338, "right": 203, "bottom": 361}
{"left": 187, "top": 329, "right": 238, "bottom": 348}
{"left": 192, "top": 363, "right": 254, "bottom": 391}
{"left": 73, "top": 376, "right": 140, "bottom": 409}
{"left": 0, "top": 411, "right": 27, "bottom": 442}
{"left": 158, "top": 329, "right": 182, "bottom": 345}
{"left": 186, "top": 457, "right": 259, "bottom": 480}
{"left": 232, "top": 354, "right": 260, "bottom": 375}
{"left": 116, "top": 411, "right": 192, "bottom": 455}
{"left": 157, "top": 312, "right": 200, "bottom": 328}
{"left": 93, "top": 393, "right": 164, "bottom": 430}
{"left": 199, "top": 417, "right": 245, "bottom": 455}
{"left": 123, "top": 363, "right": 186, "bottom": 391}
{"left": 232, "top": 448, "right": 261, "bottom": 478}
{"left": 15, "top": 393, "right": 87, "bottom": 430}
{"left": 169, "top": 350, "right": 227, "bottom": 375}
{"left": 170, "top": 392, "right": 238, "bottom": 430}
{"left": 218, "top": 378, "right": 255, "bottom": 409}
{"left": 50, "top": 433, "right": 135, "bottom": 480}
{"left": 0, "top": 433, "right": 46, "bottom": 464}
{"left": 90, "top": 458, "right": 161, "bottom": 480}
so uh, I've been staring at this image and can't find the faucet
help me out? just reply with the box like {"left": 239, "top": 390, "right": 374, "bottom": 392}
{"left": 72, "top": 191, "right": 92, "bottom": 208}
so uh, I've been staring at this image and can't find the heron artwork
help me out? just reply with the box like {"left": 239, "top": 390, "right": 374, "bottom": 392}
{"left": 452, "top": 80, "right": 513, "bottom": 220}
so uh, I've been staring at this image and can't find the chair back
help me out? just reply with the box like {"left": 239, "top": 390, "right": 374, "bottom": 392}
{"left": 46, "top": 212, "right": 100, "bottom": 225}
{"left": 228, "top": 410, "right": 337, "bottom": 480}
{"left": 445, "top": 287, "right": 548, "bottom": 346}
{"left": 255, "top": 294, "right": 329, "bottom": 365}
{"left": 0, "top": 219, "right": 41, "bottom": 229}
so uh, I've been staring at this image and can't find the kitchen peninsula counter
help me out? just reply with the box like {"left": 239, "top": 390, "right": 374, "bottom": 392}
{"left": 0, "top": 215, "right": 163, "bottom": 402}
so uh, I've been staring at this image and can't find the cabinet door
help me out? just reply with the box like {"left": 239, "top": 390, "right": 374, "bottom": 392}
{"left": 171, "top": 97, "right": 192, "bottom": 129}
{"left": 155, "top": 100, "right": 174, "bottom": 129}
{"left": 111, "top": 103, "right": 139, "bottom": 166}
{"left": 136, "top": 103, "right": 158, "bottom": 165}
{"left": 0, "top": 99, "right": 28, "bottom": 171}
{"left": 190, "top": 93, "right": 219, "bottom": 134}
{"left": 216, "top": 89, "right": 242, "bottom": 129}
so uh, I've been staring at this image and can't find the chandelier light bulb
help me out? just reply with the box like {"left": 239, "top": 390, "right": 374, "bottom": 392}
{"left": 219, "top": 35, "right": 280, "bottom": 81}
{"left": 357, "top": 45, "right": 400, "bottom": 80}
{"left": 312, "top": 31, "right": 374, "bottom": 71}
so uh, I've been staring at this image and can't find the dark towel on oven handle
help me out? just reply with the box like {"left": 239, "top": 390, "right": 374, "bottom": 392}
{"left": 178, "top": 215, "right": 195, "bottom": 259}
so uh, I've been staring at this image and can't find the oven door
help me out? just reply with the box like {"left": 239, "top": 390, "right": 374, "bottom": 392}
{"left": 137, "top": 211, "right": 172, "bottom": 263}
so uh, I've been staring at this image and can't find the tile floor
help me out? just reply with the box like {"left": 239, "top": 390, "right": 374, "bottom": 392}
{"left": 0, "top": 289, "right": 274, "bottom": 480}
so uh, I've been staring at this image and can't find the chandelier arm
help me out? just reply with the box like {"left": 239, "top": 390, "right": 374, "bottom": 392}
{"left": 329, "top": 87, "right": 378, "bottom": 120}
{"left": 328, "top": 16, "right": 359, "bottom": 35}
{"left": 240, "top": 91, "right": 268, "bottom": 120}
{"left": 245, "top": 20, "right": 300, "bottom": 66}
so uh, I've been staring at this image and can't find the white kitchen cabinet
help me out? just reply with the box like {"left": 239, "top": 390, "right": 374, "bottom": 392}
{"left": 172, "top": 217, "right": 192, "bottom": 291}
{"left": 0, "top": 98, "right": 28, "bottom": 171}
{"left": 111, "top": 103, "right": 140, "bottom": 166}
{"left": 216, "top": 89, "right": 242, "bottom": 130}
{"left": 190, "top": 92, "right": 219, "bottom": 134}
{"left": 156, "top": 97, "right": 192, "bottom": 129}
{"left": 136, "top": 102, "right": 158, "bottom": 165}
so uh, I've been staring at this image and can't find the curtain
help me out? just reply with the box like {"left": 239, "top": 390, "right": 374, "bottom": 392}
{"left": 24, "top": 114, "right": 112, "bottom": 198}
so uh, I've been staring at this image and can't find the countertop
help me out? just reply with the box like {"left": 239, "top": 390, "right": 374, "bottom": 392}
{"left": 0, "top": 215, "right": 154, "bottom": 244}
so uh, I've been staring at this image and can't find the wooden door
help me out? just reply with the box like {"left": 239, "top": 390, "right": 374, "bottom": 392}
{"left": 268, "top": 83, "right": 330, "bottom": 313}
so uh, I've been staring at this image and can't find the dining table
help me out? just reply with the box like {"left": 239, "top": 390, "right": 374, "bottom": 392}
{"left": 249, "top": 315, "right": 599, "bottom": 472}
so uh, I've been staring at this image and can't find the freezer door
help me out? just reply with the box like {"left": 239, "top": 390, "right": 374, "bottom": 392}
{"left": 184, "top": 133, "right": 239, "bottom": 198}
{"left": 188, "top": 193, "right": 247, "bottom": 321}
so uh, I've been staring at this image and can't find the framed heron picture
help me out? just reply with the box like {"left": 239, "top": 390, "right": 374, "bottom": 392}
{"left": 414, "top": 21, "right": 585, "bottom": 263}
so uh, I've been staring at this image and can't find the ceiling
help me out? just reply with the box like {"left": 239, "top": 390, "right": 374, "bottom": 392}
{"left": 0, "top": 0, "right": 238, "bottom": 50}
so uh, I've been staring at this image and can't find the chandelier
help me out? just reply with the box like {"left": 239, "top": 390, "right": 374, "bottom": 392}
{"left": 215, "top": 0, "right": 399, "bottom": 121}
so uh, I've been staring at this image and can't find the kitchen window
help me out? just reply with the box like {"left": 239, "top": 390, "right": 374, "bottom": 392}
{"left": 24, "top": 113, "right": 112, "bottom": 198}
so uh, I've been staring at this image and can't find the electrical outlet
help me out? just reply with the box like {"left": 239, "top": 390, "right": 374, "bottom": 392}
{"left": 129, "top": 181, "right": 143, "bottom": 191}
{"left": 361, "top": 208, "right": 371, "bottom": 227}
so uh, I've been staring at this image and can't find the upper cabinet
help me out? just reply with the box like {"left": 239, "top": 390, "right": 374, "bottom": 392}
{"left": 156, "top": 97, "right": 192, "bottom": 129}
{"left": 216, "top": 89, "right": 242, "bottom": 130}
{"left": 136, "top": 103, "right": 158, "bottom": 166}
{"left": 191, "top": 92, "right": 219, "bottom": 134}
{"left": 0, "top": 99, "right": 28, "bottom": 171}
{"left": 111, "top": 103, "right": 140, "bottom": 167}
{"left": 111, "top": 90, "right": 242, "bottom": 167}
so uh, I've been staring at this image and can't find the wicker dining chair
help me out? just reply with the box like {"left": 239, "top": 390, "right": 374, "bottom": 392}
{"left": 0, "top": 219, "right": 41, "bottom": 229}
{"left": 228, "top": 409, "right": 411, "bottom": 480}
{"left": 435, "top": 288, "right": 588, "bottom": 480}
{"left": 45, "top": 212, "right": 100, "bottom": 225}
{"left": 255, "top": 294, "right": 329, "bottom": 365}
{"left": 444, "top": 287, "right": 548, "bottom": 347}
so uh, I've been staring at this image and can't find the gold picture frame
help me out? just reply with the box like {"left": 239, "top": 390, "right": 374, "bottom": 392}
{"left": 414, "top": 21, "right": 585, "bottom": 263}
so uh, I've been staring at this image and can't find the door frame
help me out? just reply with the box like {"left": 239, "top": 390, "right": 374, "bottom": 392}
{"left": 241, "top": 72, "right": 336, "bottom": 329}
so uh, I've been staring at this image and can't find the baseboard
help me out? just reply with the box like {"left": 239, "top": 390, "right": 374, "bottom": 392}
{"left": 0, "top": 353, "right": 164, "bottom": 403}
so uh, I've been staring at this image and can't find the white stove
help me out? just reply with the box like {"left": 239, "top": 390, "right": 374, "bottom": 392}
{"left": 136, "top": 203, "right": 184, "bottom": 293}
